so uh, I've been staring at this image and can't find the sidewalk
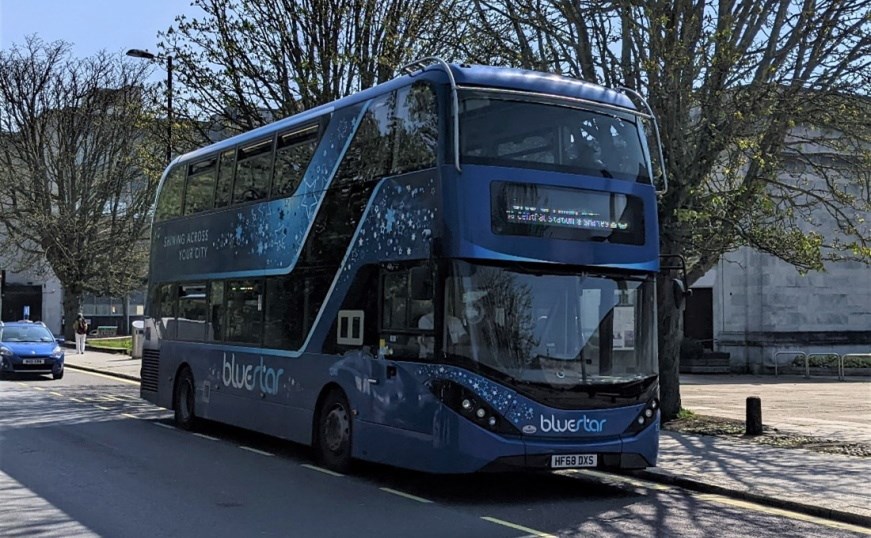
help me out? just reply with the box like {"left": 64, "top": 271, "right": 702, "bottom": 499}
{"left": 62, "top": 351, "right": 871, "bottom": 527}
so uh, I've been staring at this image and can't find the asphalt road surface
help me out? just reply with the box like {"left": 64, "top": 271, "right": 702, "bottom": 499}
{"left": 1, "top": 369, "right": 867, "bottom": 537}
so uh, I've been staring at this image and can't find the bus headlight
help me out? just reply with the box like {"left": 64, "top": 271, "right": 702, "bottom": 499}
{"left": 427, "top": 379, "right": 520, "bottom": 435}
{"left": 624, "top": 398, "right": 659, "bottom": 435}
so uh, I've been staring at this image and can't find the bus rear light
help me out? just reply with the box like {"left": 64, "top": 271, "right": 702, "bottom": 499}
{"left": 427, "top": 379, "right": 520, "bottom": 435}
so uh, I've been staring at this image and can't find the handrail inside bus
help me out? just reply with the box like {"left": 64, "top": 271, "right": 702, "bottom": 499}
{"left": 618, "top": 86, "right": 668, "bottom": 196}
{"left": 399, "top": 57, "right": 462, "bottom": 173}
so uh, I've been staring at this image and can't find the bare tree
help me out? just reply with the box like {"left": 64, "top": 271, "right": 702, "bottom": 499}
{"left": 0, "top": 37, "right": 164, "bottom": 338}
{"left": 465, "top": 0, "right": 871, "bottom": 419}
{"left": 159, "top": 0, "right": 467, "bottom": 141}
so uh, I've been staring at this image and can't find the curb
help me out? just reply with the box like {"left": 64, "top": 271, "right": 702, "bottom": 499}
{"left": 631, "top": 469, "right": 871, "bottom": 529}
{"left": 65, "top": 363, "right": 141, "bottom": 383}
{"left": 63, "top": 343, "right": 129, "bottom": 355}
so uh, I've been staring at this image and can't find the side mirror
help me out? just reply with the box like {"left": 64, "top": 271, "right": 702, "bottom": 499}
{"left": 672, "top": 278, "right": 692, "bottom": 307}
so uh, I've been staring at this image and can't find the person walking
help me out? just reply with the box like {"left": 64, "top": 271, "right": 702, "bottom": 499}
{"left": 74, "top": 314, "right": 88, "bottom": 354}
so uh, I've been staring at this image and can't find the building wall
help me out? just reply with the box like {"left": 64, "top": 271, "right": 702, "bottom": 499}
{"left": 699, "top": 249, "right": 871, "bottom": 373}
{"left": 0, "top": 265, "right": 64, "bottom": 336}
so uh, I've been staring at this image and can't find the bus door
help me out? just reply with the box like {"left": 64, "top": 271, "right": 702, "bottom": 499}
{"left": 369, "top": 264, "right": 438, "bottom": 432}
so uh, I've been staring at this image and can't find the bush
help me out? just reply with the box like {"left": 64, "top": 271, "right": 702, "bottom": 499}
{"left": 88, "top": 336, "right": 132, "bottom": 355}
{"left": 791, "top": 354, "right": 871, "bottom": 368}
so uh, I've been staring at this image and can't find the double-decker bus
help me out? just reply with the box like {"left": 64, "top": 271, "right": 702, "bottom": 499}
{"left": 142, "top": 58, "right": 664, "bottom": 473}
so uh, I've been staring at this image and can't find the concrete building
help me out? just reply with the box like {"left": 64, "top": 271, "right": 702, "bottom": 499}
{"left": 687, "top": 251, "right": 870, "bottom": 373}
{"left": 0, "top": 264, "right": 64, "bottom": 335}
{"left": 685, "top": 132, "right": 871, "bottom": 372}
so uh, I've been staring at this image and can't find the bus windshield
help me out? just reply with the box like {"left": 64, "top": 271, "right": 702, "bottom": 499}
{"left": 459, "top": 89, "right": 651, "bottom": 183}
{"left": 443, "top": 261, "right": 656, "bottom": 389}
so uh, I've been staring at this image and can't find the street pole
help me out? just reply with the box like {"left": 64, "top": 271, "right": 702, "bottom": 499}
{"left": 125, "top": 48, "right": 173, "bottom": 163}
{"left": 166, "top": 55, "right": 173, "bottom": 163}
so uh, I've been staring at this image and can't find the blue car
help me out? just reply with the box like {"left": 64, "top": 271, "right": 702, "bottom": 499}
{"left": 0, "top": 321, "right": 65, "bottom": 380}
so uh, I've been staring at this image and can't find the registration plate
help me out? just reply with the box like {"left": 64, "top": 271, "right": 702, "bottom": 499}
{"left": 23, "top": 359, "right": 44, "bottom": 365}
{"left": 551, "top": 454, "right": 597, "bottom": 469}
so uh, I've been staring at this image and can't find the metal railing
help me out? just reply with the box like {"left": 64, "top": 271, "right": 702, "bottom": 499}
{"left": 806, "top": 353, "right": 843, "bottom": 381}
{"left": 769, "top": 351, "right": 853, "bottom": 380}
{"left": 771, "top": 351, "right": 805, "bottom": 377}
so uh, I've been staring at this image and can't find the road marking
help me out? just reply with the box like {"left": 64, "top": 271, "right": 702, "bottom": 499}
{"left": 68, "top": 368, "right": 140, "bottom": 386}
{"left": 379, "top": 487, "right": 433, "bottom": 504}
{"left": 32, "top": 387, "right": 46, "bottom": 391}
{"left": 69, "top": 397, "right": 83, "bottom": 402}
{"left": 121, "top": 413, "right": 139, "bottom": 420}
{"left": 193, "top": 433, "right": 219, "bottom": 441}
{"left": 694, "top": 494, "right": 871, "bottom": 535}
{"left": 16, "top": 382, "right": 28, "bottom": 387}
{"left": 49, "top": 391, "right": 64, "bottom": 397}
{"left": 481, "top": 517, "right": 557, "bottom": 538}
{"left": 239, "top": 446, "right": 274, "bottom": 457}
{"left": 94, "top": 405, "right": 110, "bottom": 410}
{"left": 300, "top": 464, "right": 344, "bottom": 477}
{"left": 154, "top": 422, "right": 176, "bottom": 430}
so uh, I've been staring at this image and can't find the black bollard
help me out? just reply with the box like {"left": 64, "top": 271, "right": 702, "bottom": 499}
{"left": 746, "top": 396, "right": 763, "bottom": 436}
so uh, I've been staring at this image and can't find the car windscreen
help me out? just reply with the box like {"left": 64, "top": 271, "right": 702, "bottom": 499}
{"left": 0, "top": 326, "right": 55, "bottom": 342}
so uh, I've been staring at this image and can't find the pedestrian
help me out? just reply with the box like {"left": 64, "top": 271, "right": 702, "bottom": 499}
{"left": 74, "top": 313, "right": 88, "bottom": 354}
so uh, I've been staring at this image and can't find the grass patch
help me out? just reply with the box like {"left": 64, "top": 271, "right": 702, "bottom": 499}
{"left": 88, "top": 336, "right": 132, "bottom": 354}
{"left": 676, "top": 408, "right": 697, "bottom": 420}
{"left": 663, "top": 412, "right": 871, "bottom": 457}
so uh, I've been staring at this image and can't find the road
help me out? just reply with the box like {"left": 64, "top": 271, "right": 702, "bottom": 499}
{"left": 1, "top": 370, "right": 867, "bottom": 538}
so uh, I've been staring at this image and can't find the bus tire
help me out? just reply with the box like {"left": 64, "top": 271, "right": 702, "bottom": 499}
{"left": 173, "top": 367, "right": 197, "bottom": 431}
{"left": 316, "top": 389, "right": 353, "bottom": 473}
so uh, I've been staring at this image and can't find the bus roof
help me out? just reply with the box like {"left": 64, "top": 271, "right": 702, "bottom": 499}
{"left": 178, "top": 63, "right": 637, "bottom": 165}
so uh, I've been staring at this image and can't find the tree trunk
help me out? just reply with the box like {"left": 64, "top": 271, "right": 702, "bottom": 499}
{"left": 657, "top": 274, "right": 684, "bottom": 422}
{"left": 62, "top": 287, "right": 82, "bottom": 342}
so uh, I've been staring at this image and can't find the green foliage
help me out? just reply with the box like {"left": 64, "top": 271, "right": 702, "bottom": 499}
{"left": 792, "top": 354, "right": 871, "bottom": 368}
{"left": 88, "top": 337, "right": 133, "bottom": 355}
{"left": 676, "top": 408, "right": 697, "bottom": 420}
{"left": 159, "top": 0, "right": 467, "bottom": 139}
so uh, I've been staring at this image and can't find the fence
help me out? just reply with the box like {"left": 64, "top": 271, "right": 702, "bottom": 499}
{"left": 769, "top": 351, "right": 853, "bottom": 381}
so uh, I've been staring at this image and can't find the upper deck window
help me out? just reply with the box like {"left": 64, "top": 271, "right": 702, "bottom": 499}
{"left": 155, "top": 166, "right": 185, "bottom": 222}
{"left": 184, "top": 157, "right": 217, "bottom": 215}
{"left": 272, "top": 125, "right": 319, "bottom": 198}
{"left": 459, "top": 90, "right": 651, "bottom": 183}
{"left": 233, "top": 138, "right": 274, "bottom": 203}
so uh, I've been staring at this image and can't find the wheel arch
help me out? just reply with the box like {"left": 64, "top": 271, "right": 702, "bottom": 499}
{"left": 171, "top": 362, "right": 193, "bottom": 411}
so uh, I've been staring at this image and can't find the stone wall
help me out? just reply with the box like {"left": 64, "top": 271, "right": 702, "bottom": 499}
{"left": 704, "top": 248, "right": 870, "bottom": 373}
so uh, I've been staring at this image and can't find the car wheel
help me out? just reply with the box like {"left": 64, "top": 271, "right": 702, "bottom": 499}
{"left": 173, "top": 368, "right": 197, "bottom": 430}
{"left": 52, "top": 369, "right": 64, "bottom": 380}
{"left": 315, "top": 389, "right": 353, "bottom": 473}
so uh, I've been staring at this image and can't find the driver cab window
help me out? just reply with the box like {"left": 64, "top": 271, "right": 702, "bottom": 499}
{"left": 380, "top": 265, "right": 434, "bottom": 359}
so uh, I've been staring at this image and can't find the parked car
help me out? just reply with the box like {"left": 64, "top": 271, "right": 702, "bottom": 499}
{"left": 0, "top": 321, "right": 65, "bottom": 379}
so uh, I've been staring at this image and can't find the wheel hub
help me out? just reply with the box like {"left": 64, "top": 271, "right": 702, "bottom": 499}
{"left": 323, "top": 405, "right": 349, "bottom": 453}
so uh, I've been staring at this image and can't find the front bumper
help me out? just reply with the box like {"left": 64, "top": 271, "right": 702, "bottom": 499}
{"left": 1, "top": 356, "right": 64, "bottom": 375}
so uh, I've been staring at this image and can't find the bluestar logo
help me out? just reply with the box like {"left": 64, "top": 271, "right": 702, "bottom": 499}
{"left": 540, "top": 414, "right": 607, "bottom": 433}
{"left": 221, "top": 353, "right": 284, "bottom": 395}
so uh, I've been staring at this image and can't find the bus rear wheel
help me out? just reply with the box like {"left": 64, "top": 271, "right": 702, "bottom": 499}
{"left": 173, "top": 368, "right": 197, "bottom": 430}
{"left": 316, "top": 390, "right": 353, "bottom": 473}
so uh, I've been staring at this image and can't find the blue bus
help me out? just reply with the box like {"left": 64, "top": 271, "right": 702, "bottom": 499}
{"left": 141, "top": 58, "right": 664, "bottom": 473}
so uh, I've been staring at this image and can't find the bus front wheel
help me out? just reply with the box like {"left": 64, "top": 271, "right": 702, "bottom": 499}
{"left": 173, "top": 367, "right": 197, "bottom": 430}
{"left": 316, "top": 390, "right": 353, "bottom": 473}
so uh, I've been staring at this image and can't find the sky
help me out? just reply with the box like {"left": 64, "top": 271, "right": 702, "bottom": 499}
{"left": 0, "top": 0, "right": 202, "bottom": 79}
